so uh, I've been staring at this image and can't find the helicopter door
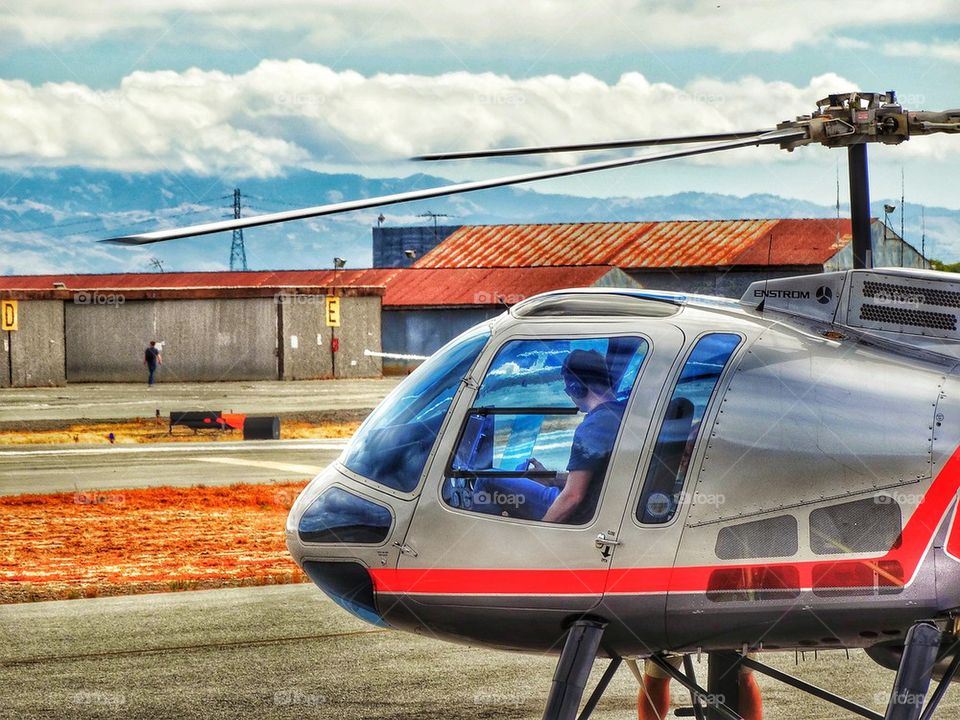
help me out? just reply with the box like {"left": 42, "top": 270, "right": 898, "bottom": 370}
{"left": 600, "top": 332, "right": 744, "bottom": 650}
{"left": 390, "top": 322, "right": 686, "bottom": 616}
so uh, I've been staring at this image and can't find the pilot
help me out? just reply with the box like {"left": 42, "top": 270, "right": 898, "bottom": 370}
{"left": 474, "top": 348, "right": 626, "bottom": 524}
{"left": 638, "top": 654, "right": 763, "bottom": 720}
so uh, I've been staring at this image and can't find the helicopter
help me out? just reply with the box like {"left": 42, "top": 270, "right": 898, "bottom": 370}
{"left": 107, "top": 92, "right": 960, "bottom": 720}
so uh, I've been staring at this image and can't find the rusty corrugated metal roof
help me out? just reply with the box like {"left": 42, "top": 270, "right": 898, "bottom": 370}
{"left": 0, "top": 266, "right": 627, "bottom": 307}
{"left": 0, "top": 270, "right": 338, "bottom": 290}
{"left": 377, "top": 266, "right": 625, "bottom": 307}
{"left": 414, "top": 218, "right": 856, "bottom": 269}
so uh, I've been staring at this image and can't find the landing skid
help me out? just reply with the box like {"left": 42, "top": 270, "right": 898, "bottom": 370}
{"left": 540, "top": 620, "right": 960, "bottom": 720}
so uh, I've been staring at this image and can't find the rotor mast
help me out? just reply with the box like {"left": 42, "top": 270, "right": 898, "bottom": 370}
{"left": 775, "top": 91, "right": 960, "bottom": 270}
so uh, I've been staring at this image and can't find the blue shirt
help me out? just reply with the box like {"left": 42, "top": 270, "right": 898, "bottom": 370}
{"left": 565, "top": 399, "right": 626, "bottom": 523}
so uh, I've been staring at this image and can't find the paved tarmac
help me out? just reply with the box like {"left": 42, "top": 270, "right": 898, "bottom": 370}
{"left": 0, "top": 440, "right": 346, "bottom": 495}
{"left": 3, "top": 378, "right": 959, "bottom": 719}
{"left": 2, "top": 584, "right": 956, "bottom": 720}
{"left": 0, "top": 378, "right": 401, "bottom": 424}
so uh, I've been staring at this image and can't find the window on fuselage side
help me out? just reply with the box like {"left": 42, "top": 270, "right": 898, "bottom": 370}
{"left": 636, "top": 332, "right": 741, "bottom": 525}
{"left": 443, "top": 336, "right": 648, "bottom": 525}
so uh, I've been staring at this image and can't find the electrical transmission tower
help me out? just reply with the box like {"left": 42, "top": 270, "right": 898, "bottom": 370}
{"left": 230, "top": 188, "right": 248, "bottom": 271}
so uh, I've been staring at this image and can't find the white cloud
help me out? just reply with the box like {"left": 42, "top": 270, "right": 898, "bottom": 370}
{"left": 1, "top": 0, "right": 957, "bottom": 52}
{"left": 0, "top": 229, "right": 152, "bottom": 274}
{"left": 0, "top": 63, "right": 955, "bottom": 181}
{"left": 885, "top": 40, "right": 960, "bottom": 63}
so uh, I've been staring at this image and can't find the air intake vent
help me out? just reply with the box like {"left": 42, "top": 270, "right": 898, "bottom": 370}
{"left": 810, "top": 496, "right": 901, "bottom": 555}
{"left": 862, "top": 280, "right": 960, "bottom": 309}
{"left": 846, "top": 271, "right": 960, "bottom": 339}
{"left": 715, "top": 515, "right": 798, "bottom": 559}
{"left": 859, "top": 304, "right": 957, "bottom": 331}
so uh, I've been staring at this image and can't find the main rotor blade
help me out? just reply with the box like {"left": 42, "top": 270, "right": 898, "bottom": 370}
{"left": 413, "top": 130, "right": 774, "bottom": 161}
{"left": 104, "top": 128, "right": 804, "bottom": 245}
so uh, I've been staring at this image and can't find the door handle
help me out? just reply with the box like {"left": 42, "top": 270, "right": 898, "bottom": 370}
{"left": 595, "top": 533, "right": 621, "bottom": 549}
{"left": 393, "top": 541, "right": 418, "bottom": 557}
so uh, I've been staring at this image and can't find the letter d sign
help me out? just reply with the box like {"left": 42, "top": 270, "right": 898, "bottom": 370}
{"left": 1, "top": 300, "right": 17, "bottom": 331}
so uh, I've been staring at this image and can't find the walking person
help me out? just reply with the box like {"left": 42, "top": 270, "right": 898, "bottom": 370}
{"left": 144, "top": 340, "right": 162, "bottom": 386}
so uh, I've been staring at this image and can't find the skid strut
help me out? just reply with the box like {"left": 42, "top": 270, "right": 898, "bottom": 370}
{"left": 542, "top": 619, "right": 607, "bottom": 720}
{"left": 884, "top": 622, "right": 941, "bottom": 720}
{"left": 706, "top": 651, "right": 742, "bottom": 720}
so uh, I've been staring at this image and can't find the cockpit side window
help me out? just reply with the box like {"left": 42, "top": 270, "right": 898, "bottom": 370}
{"left": 341, "top": 327, "right": 490, "bottom": 492}
{"left": 443, "top": 336, "right": 648, "bottom": 525}
{"left": 636, "top": 332, "right": 741, "bottom": 524}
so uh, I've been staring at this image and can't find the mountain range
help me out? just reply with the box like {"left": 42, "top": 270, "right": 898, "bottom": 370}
{"left": 1, "top": 168, "right": 957, "bottom": 275}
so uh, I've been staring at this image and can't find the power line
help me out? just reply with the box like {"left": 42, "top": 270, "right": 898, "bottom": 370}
{"left": 12, "top": 206, "right": 222, "bottom": 239}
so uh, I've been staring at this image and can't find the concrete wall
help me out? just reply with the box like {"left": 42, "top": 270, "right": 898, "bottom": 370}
{"left": 280, "top": 296, "right": 333, "bottom": 380}
{"left": 0, "top": 301, "right": 65, "bottom": 387}
{"left": 280, "top": 295, "right": 381, "bottom": 379}
{"left": 382, "top": 307, "right": 502, "bottom": 374}
{"left": 332, "top": 295, "right": 382, "bottom": 378}
{"left": 65, "top": 298, "right": 278, "bottom": 382}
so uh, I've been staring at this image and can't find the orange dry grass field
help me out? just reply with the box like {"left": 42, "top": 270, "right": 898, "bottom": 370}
{"left": 0, "top": 482, "right": 310, "bottom": 604}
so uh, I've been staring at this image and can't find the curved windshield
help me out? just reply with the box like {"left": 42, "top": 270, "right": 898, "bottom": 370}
{"left": 341, "top": 326, "right": 490, "bottom": 492}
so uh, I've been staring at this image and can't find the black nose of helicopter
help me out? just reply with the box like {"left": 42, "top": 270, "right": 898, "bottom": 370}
{"left": 290, "top": 481, "right": 393, "bottom": 627}
{"left": 300, "top": 560, "right": 386, "bottom": 627}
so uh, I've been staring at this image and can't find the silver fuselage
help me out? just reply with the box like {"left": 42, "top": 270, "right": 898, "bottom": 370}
{"left": 287, "top": 275, "right": 960, "bottom": 657}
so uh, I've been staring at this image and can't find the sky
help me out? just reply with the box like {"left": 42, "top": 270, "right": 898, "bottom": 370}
{"left": 0, "top": 0, "right": 958, "bottom": 259}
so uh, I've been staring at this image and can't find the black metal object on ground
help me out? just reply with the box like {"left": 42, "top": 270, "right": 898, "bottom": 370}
{"left": 243, "top": 415, "right": 280, "bottom": 440}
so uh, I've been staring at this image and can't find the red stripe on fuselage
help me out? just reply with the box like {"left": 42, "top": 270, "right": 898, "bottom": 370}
{"left": 370, "top": 448, "right": 960, "bottom": 596}
{"left": 946, "top": 495, "right": 960, "bottom": 562}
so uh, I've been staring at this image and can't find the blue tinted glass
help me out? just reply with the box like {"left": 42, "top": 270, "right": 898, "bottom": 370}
{"left": 444, "top": 336, "right": 647, "bottom": 525}
{"left": 452, "top": 412, "right": 582, "bottom": 473}
{"left": 637, "top": 333, "right": 741, "bottom": 524}
{"left": 342, "top": 327, "right": 490, "bottom": 491}
{"left": 476, "top": 337, "right": 647, "bottom": 408}
{"left": 298, "top": 487, "right": 393, "bottom": 544}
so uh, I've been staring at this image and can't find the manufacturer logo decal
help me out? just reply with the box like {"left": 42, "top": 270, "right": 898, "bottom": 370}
{"left": 816, "top": 286, "right": 833, "bottom": 304}
{"left": 752, "top": 289, "right": 810, "bottom": 299}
